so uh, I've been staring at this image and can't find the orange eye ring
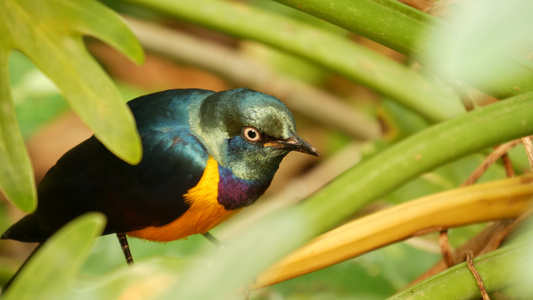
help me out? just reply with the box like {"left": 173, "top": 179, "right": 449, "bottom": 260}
{"left": 242, "top": 126, "right": 261, "bottom": 143}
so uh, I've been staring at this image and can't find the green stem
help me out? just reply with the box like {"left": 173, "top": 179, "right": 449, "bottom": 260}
{"left": 387, "top": 241, "right": 533, "bottom": 299}
{"left": 273, "top": 0, "right": 533, "bottom": 99}
{"left": 274, "top": 0, "right": 434, "bottom": 57}
{"left": 123, "top": 0, "right": 464, "bottom": 121}
{"left": 298, "top": 92, "right": 533, "bottom": 236}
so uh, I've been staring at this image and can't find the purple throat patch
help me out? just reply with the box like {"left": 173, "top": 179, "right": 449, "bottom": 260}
{"left": 217, "top": 166, "right": 272, "bottom": 210}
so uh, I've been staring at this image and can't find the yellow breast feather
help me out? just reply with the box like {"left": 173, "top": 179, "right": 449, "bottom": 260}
{"left": 128, "top": 156, "right": 241, "bottom": 242}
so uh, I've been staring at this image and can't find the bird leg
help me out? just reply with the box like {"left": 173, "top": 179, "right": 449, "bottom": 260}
{"left": 203, "top": 232, "right": 224, "bottom": 251}
{"left": 116, "top": 233, "right": 134, "bottom": 265}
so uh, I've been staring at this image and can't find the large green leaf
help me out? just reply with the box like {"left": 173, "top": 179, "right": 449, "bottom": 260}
{"left": 2, "top": 213, "right": 106, "bottom": 299}
{"left": 0, "top": 44, "right": 35, "bottom": 212}
{"left": 427, "top": 0, "right": 533, "bottom": 97}
{"left": 0, "top": 0, "right": 144, "bottom": 212}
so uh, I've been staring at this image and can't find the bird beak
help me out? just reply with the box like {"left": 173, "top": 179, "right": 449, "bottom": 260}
{"left": 265, "top": 135, "right": 320, "bottom": 157}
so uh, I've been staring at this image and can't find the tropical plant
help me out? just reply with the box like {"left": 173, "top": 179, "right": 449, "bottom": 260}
{"left": 1, "top": 0, "right": 532, "bottom": 299}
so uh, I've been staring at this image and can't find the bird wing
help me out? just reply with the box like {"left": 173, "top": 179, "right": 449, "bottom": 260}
{"left": 36, "top": 128, "right": 208, "bottom": 235}
{"left": 35, "top": 89, "right": 216, "bottom": 237}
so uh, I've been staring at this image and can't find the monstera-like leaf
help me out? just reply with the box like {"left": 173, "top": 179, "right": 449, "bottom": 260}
{"left": 2, "top": 213, "right": 106, "bottom": 299}
{"left": 0, "top": 0, "right": 144, "bottom": 212}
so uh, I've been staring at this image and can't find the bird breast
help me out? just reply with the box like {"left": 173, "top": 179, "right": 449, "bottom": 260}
{"left": 127, "top": 155, "right": 273, "bottom": 242}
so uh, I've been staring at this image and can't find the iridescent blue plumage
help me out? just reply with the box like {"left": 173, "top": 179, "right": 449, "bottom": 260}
{"left": 128, "top": 89, "right": 213, "bottom": 188}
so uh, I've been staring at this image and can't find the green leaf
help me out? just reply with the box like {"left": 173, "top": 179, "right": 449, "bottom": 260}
{"left": 0, "top": 0, "right": 144, "bottom": 211}
{"left": 2, "top": 213, "right": 106, "bottom": 299}
{"left": 72, "top": 257, "right": 185, "bottom": 300}
{"left": 10, "top": 51, "right": 68, "bottom": 139}
{"left": 427, "top": 0, "right": 533, "bottom": 98}
{"left": 0, "top": 46, "right": 35, "bottom": 212}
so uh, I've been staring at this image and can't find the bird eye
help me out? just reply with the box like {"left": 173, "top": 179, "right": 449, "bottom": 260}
{"left": 242, "top": 126, "right": 262, "bottom": 143}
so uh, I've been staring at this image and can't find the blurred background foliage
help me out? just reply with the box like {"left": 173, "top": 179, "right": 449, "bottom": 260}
{"left": 1, "top": 0, "right": 533, "bottom": 299}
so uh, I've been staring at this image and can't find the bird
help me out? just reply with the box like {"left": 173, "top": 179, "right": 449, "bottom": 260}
{"left": 2, "top": 87, "right": 320, "bottom": 265}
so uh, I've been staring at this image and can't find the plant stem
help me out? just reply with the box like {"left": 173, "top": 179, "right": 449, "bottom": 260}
{"left": 273, "top": 0, "right": 533, "bottom": 99}
{"left": 298, "top": 92, "right": 533, "bottom": 236}
{"left": 123, "top": 0, "right": 465, "bottom": 121}
{"left": 387, "top": 240, "right": 532, "bottom": 300}
{"left": 252, "top": 174, "right": 533, "bottom": 288}
{"left": 274, "top": 0, "right": 434, "bottom": 57}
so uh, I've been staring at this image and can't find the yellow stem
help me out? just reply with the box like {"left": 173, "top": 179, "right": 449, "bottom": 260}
{"left": 252, "top": 174, "right": 533, "bottom": 289}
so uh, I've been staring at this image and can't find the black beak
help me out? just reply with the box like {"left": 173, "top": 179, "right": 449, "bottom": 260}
{"left": 266, "top": 135, "right": 320, "bottom": 157}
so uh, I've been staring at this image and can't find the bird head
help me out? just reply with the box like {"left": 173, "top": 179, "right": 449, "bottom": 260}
{"left": 190, "top": 88, "right": 319, "bottom": 181}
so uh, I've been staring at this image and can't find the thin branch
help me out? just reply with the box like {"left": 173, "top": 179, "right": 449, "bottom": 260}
{"left": 439, "top": 230, "right": 455, "bottom": 267}
{"left": 500, "top": 153, "right": 515, "bottom": 177}
{"left": 466, "top": 250, "right": 491, "bottom": 300}
{"left": 408, "top": 220, "right": 512, "bottom": 286}
{"left": 521, "top": 136, "right": 533, "bottom": 171}
{"left": 461, "top": 139, "right": 522, "bottom": 186}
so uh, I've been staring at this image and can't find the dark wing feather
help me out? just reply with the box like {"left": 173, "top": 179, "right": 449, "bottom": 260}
{"left": 37, "top": 130, "right": 207, "bottom": 235}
